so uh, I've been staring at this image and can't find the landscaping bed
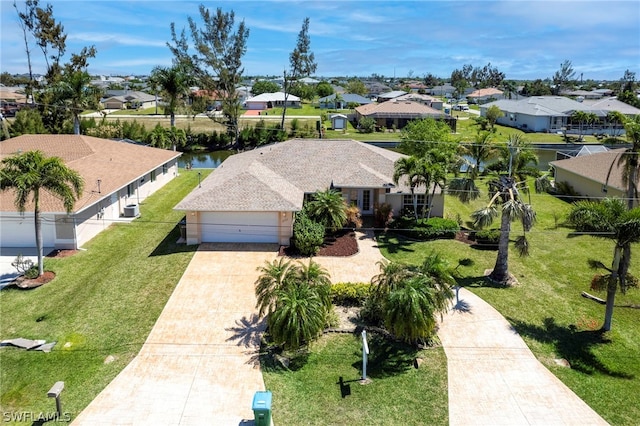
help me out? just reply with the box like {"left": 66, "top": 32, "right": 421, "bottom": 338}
{"left": 279, "top": 229, "right": 358, "bottom": 257}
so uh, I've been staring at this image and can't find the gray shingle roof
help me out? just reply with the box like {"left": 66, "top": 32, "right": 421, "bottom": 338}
{"left": 175, "top": 139, "right": 420, "bottom": 212}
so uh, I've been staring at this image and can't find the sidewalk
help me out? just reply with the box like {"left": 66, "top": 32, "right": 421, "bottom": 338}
{"left": 438, "top": 287, "right": 609, "bottom": 425}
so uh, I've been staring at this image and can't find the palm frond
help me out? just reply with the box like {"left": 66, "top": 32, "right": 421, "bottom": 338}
{"left": 471, "top": 206, "right": 498, "bottom": 229}
{"left": 514, "top": 235, "right": 530, "bottom": 257}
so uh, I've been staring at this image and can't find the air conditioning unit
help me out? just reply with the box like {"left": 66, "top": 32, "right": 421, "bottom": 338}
{"left": 123, "top": 204, "right": 139, "bottom": 217}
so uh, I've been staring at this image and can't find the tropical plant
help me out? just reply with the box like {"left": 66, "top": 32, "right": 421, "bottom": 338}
{"left": 485, "top": 105, "right": 504, "bottom": 129}
{"left": 251, "top": 80, "right": 280, "bottom": 96}
{"left": 449, "top": 130, "right": 498, "bottom": 203}
{"left": 367, "top": 255, "right": 455, "bottom": 343}
{"left": 358, "top": 116, "right": 375, "bottom": 133}
{"left": 567, "top": 198, "right": 640, "bottom": 330}
{"left": 0, "top": 151, "right": 84, "bottom": 276}
{"left": 292, "top": 209, "right": 325, "bottom": 255}
{"left": 149, "top": 65, "right": 191, "bottom": 128}
{"left": 471, "top": 175, "right": 536, "bottom": 284}
{"left": 49, "top": 70, "right": 101, "bottom": 134}
{"left": 606, "top": 114, "right": 640, "bottom": 210}
{"left": 486, "top": 134, "right": 540, "bottom": 184}
{"left": 306, "top": 189, "right": 347, "bottom": 233}
{"left": 254, "top": 259, "right": 332, "bottom": 349}
{"left": 9, "top": 108, "right": 48, "bottom": 137}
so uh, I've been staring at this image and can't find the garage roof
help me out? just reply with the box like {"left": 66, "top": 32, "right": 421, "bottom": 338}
{"left": 175, "top": 138, "right": 422, "bottom": 212}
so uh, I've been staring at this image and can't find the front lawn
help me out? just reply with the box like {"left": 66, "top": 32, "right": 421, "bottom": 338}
{"left": 262, "top": 333, "right": 448, "bottom": 425}
{"left": 0, "top": 169, "right": 211, "bottom": 424}
{"left": 377, "top": 188, "right": 640, "bottom": 425}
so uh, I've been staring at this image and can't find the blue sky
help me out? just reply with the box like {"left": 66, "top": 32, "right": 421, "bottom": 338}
{"left": 1, "top": 0, "right": 638, "bottom": 81}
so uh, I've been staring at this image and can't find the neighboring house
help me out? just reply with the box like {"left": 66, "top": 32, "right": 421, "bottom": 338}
{"left": 318, "top": 93, "right": 372, "bottom": 109}
{"left": 101, "top": 90, "right": 157, "bottom": 110}
{"left": 0, "top": 135, "right": 180, "bottom": 249}
{"left": 363, "top": 81, "right": 392, "bottom": 99}
{"left": 555, "top": 144, "right": 610, "bottom": 160}
{"left": 330, "top": 114, "right": 348, "bottom": 130}
{"left": 480, "top": 96, "right": 638, "bottom": 134}
{"left": 377, "top": 91, "right": 408, "bottom": 102}
{"left": 299, "top": 77, "right": 320, "bottom": 85}
{"left": 355, "top": 100, "right": 445, "bottom": 130}
{"left": 466, "top": 87, "right": 504, "bottom": 104}
{"left": 244, "top": 92, "right": 301, "bottom": 110}
{"left": 428, "top": 84, "right": 456, "bottom": 97}
{"left": 175, "top": 138, "right": 444, "bottom": 244}
{"left": 561, "top": 89, "right": 603, "bottom": 100}
{"left": 551, "top": 149, "right": 638, "bottom": 206}
{"left": 394, "top": 93, "right": 443, "bottom": 110}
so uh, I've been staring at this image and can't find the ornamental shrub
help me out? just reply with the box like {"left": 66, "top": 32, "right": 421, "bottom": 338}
{"left": 293, "top": 210, "right": 324, "bottom": 255}
{"left": 331, "top": 282, "right": 371, "bottom": 306}
{"left": 389, "top": 217, "right": 459, "bottom": 240}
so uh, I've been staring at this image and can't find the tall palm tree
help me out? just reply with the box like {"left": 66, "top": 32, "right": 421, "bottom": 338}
{"left": 471, "top": 175, "right": 536, "bottom": 284}
{"left": 449, "top": 130, "right": 498, "bottom": 203}
{"left": 606, "top": 115, "right": 640, "bottom": 210}
{"left": 306, "top": 188, "right": 347, "bottom": 234}
{"left": 393, "top": 156, "right": 423, "bottom": 220}
{"left": 0, "top": 151, "right": 84, "bottom": 276}
{"left": 150, "top": 65, "right": 191, "bottom": 128}
{"left": 51, "top": 70, "right": 101, "bottom": 135}
{"left": 567, "top": 198, "right": 640, "bottom": 331}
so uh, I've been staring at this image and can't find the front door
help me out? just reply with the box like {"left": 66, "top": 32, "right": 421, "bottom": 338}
{"left": 358, "top": 189, "right": 373, "bottom": 215}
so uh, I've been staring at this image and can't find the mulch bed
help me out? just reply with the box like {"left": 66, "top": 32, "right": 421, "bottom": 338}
{"left": 279, "top": 229, "right": 359, "bottom": 257}
{"left": 46, "top": 249, "right": 79, "bottom": 258}
{"left": 454, "top": 230, "right": 474, "bottom": 245}
{"left": 13, "top": 271, "right": 56, "bottom": 289}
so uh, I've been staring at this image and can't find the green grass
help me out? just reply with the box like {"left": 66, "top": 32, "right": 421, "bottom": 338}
{"left": 268, "top": 103, "right": 322, "bottom": 117}
{"left": 0, "top": 169, "right": 211, "bottom": 424}
{"left": 262, "top": 333, "right": 448, "bottom": 425}
{"left": 377, "top": 187, "right": 640, "bottom": 425}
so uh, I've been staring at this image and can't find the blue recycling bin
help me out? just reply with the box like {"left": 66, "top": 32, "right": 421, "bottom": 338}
{"left": 252, "top": 391, "right": 272, "bottom": 426}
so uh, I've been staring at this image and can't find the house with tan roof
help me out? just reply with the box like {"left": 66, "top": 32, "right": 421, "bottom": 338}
{"left": 0, "top": 135, "right": 181, "bottom": 249}
{"left": 244, "top": 92, "right": 300, "bottom": 110}
{"left": 466, "top": 87, "right": 504, "bottom": 104}
{"left": 355, "top": 100, "right": 445, "bottom": 130}
{"left": 174, "top": 138, "right": 444, "bottom": 244}
{"left": 550, "top": 149, "right": 638, "bottom": 206}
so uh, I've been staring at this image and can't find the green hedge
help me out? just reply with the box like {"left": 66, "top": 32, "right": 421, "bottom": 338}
{"left": 389, "top": 217, "right": 460, "bottom": 240}
{"left": 331, "top": 282, "right": 372, "bottom": 306}
{"left": 293, "top": 210, "right": 325, "bottom": 255}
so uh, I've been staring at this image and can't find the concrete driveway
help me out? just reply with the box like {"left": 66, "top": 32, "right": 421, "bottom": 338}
{"left": 73, "top": 244, "right": 279, "bottom": 425}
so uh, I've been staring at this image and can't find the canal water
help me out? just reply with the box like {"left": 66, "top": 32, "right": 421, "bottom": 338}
{"left": 178, "top": 150, "right": 232, "bottom": 169}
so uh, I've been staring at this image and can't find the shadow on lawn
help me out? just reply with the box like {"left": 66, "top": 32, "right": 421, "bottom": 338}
{"left": 351, "top": 334, "right": 418, "bottom": 378}
{"left": 457, "top": 276, "right": 509, "bottom": 289}
{"left": 508, "top": 316, "right": 634, "bottom": 379}
{"left": 374, "top": 232, "right": 416, "bottom": 255}
{"left": 149, "top": 223, "right": 199, "bottom": 257}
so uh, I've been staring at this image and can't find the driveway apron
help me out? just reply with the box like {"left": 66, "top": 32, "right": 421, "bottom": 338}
{"left": 439, "top": 287, "right": 609, "bottom": 425}
{"left": 73, "top": 244, "right": 278, "bottom": 425}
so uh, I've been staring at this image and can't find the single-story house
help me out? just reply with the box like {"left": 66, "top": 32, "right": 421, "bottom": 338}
{"left": 466, "top": 87, "right": 504, "bottom": 104}
{"left": 244, "top": 92, "right": 301, "bottom": 110}
{"left": 101, "top": 90, "right": 157, "bottom": 110}
{"left": 394, "top": 93, "right": 443, "bottom": 110}
{"left": 363, "top": 81, "right": 392, "bottom": 98}
{"left": 428, "top": 84, "right": 456, "bottom": 97}
{"left": 479, "top": 96, "right": 638, "bottom": 134}
{"left": 560, "top": 89, "right": 604, "bottom": 100}
{"left": 355, "top": 100, "right": 445, "bottom": 130}
{"left": 174, "top": 138, "right": 444, "bottom": 244}
{"left": 0, "top": 135, "right": 181, "bottom": 249}
{"left": 550, "top": 149, "right": 638, "bottom": 206}
{"left": 377, "top": 91, "right": 408, "bottom": 102}
{"left": 318, "top": 93, "right": 372, "bottom": 109}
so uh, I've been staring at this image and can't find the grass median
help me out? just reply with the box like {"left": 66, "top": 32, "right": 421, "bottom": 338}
{"left": 0, "top": 168, "right": 211, "bottom": 423}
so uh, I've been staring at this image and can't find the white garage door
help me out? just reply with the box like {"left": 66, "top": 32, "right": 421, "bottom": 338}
{"left": 200, "top": 212, "right": 279, "bottom": 243}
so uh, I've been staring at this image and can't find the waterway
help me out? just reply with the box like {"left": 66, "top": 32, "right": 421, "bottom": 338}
{"left": 178, "top": 150, "right": 232, "bottom": 169}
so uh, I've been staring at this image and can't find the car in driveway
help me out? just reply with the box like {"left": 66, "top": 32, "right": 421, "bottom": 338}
{"left": 453, "top": 104, "right": 469, "bottom": 111}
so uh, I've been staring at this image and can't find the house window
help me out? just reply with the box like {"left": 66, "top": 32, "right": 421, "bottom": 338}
{"left": 151, "top": 170, "right": 156, "bottom": 182}
{"left": 127, "top": 183, "right": 135, "bottom": 197}
{"left": 402, "top": 194, "right": 427, "bottom": 212}
{"left": 162, "top": 163, "right": 168, "bottom": 174}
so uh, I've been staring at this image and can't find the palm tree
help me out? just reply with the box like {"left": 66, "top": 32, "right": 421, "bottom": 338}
{"left": 567, "top": 198, "right": 640, "bottom": 331}
{"left": 449, "top": 130, "right": 498, "bottom": 203}
{"left": 606, "top": 111, "right": 625, "bottom": 138}
{"left": 150, "top": 65, "right": 191, "bottom": 128}
{"left": 51, "top": 70, "right": 101, "bottom": 135}
{"left": 294, "top": 259, "right": 332, "bottom": 312}
{"left": 268, "top": 283, "right": 326, "bottom": 349}
{"left": 306, "top": 188, "right": 347, "bottom": 234}
{"left": 393, "top": 156, "right": 423, "bottom": 220}
{"left": 255, "top": 258, "right": 294, "bottom": 317}
{"left": 146, "top": 124, "right": 170, "bottom": 149}
{"left": 369, "top": 256, "right": 455, "bottom": 343}
{"left": 0, "top": 151, "right": 84, "bottom": 276}
{"left": 471, "top": 175, "right": 536, "bottom": 284}
{"left": 606, "top": 115, "right": 640, "bottom": 210}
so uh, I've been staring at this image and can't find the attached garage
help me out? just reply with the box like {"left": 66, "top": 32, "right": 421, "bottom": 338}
{"left": 200, "top": 212, "right": 280, "bottom": 243}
